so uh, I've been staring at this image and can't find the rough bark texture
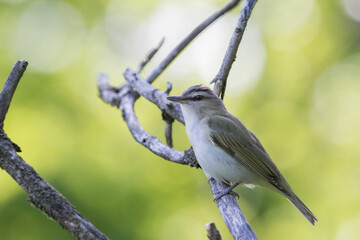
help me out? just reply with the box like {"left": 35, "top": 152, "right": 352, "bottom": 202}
{"left": 210, "top": 179, "right": 257, "bottom": 240}
{"left": 0, "top": 61, "right": 109, "bottom": 240}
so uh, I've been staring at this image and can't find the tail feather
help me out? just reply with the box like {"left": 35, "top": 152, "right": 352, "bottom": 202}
{"left": 287, "top": 192, "right": 318, "bottom": 225}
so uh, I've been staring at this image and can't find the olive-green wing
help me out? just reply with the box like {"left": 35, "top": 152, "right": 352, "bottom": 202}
{"left": 208, "top": 115, "right": 283, "bottom": 186}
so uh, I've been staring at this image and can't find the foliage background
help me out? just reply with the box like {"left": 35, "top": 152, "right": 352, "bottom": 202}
{"left": 0, "top": 0, "right": 359, "bottom": 239}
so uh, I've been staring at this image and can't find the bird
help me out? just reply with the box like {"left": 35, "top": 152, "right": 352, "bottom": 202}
{"left": 167, "top": 85, "right": 318, "bottom": 225}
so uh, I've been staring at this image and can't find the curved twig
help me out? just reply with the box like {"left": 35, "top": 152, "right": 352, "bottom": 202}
{"left": 98, "top": 74, "right": 199, "bottom": 168}
{"left": 137, "top": 38, "right": 165, "bottom": 74}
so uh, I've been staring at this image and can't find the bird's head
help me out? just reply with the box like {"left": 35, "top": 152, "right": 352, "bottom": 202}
{"left": 167, "top": 85, "right": 226, "bottom": 119}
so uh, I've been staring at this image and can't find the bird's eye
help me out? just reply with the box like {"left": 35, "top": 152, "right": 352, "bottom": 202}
{"left": 194, "top": 95, "right": 203, "bottom": 101}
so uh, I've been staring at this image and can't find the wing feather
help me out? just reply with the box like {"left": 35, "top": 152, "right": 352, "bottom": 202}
{"left": 208, "top": 115, "right": 283, "bottom": 186}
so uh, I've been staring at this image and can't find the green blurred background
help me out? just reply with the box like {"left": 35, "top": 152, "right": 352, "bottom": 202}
{"left": 0, "top": 0, "right": 359, "bottom": 239}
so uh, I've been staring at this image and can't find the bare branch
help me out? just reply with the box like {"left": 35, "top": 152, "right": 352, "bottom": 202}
{"left": 212, "top": 0, "right": 258, "bottom": 99}
{"left": 145, "top": 0, "right": 242, "bottom": 84}
{"left": 0, "top": 135, "right": 110, "bottom": 240}
{"left": 98, "top": 74, "right": 196, "bottom": 166}
{"left": 98, "top": 73, "right": 136, "bottom": 107}
{"left": 206, "top": 222, "right": 222, "bottom": 240}
{"left": 0, "top": 60, "right": 28, "bottom": 127}
{"left": 0, "top": 62, "right": 109, "bottom": 240}
{"left": 124, "top": 68, "right": 184, "bottom": 124}
{"left": 209, "top": 179, "right": 257, "bottom": 239}
{"left": 137, "top": 38, "right": 165, "bottom": 74}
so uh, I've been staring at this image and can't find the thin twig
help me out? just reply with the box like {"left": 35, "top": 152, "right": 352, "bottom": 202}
{"left": 0, "top": 62, "right": 109, "bottom": 240}
{"left": 163, "top": 112, "right": 174, "bottom": 148}
{"left": 145, "top": 0, "right": 241, "bottom": 84}
{"left": 0, "top": 60, "right": 28, "bottom": 127}
{"left": 212, "top": 0, "right": 258, "bottom": 99}
{"left": 163, "top": 82, "right": 174, "bottom": 148}
{"left": 137, "top": 38, "right": 165, "bottom": 74}
{"left": 206, "top": 222, "right": 222, "bottom": 240}
{"left": 164, "top": 81, "right": 172, "bottom": 95}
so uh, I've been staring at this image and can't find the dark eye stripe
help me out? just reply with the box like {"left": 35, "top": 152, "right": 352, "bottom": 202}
{"left": 193, "top": 95, "right": 203, "bottom": 101}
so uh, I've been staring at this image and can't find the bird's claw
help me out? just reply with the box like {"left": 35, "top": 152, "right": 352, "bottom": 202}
{"left": 213, "top": 189, "right": 239, "bottom": 201}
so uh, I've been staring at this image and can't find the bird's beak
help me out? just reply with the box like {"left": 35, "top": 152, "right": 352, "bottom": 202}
{"left": 167, "top": 96, "right": 187, "bottom": 104}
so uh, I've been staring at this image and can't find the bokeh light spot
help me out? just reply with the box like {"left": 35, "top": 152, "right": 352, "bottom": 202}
{"left": 11, "top": 1, "right": 85, "bottom": 72}
{"left": 256, "top": 0, "right": 315, "bottom": 35}
{"left": 336, "top": 213, "right": 360, "bottom": 240}
{"left": 341, "top": 0, "right": 360, "bottom": 22}
{"left": 311, "top": 54, "right": 360, "bottom": 145}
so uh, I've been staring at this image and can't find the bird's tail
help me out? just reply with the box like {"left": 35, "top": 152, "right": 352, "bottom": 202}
{"left": 286, "top": 191, "right": 318, "bottom": 225}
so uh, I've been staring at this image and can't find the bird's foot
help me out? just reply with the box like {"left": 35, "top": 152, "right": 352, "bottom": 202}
{"left": 208, "top": 177, "right": 215, "bottom": 184}
{"left": 213, "top": 182, "right": 240, "bottom": 201}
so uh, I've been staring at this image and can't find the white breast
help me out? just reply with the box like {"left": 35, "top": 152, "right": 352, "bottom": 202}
{"left": 181, "top": 105, "right": 255, "bottom": 184}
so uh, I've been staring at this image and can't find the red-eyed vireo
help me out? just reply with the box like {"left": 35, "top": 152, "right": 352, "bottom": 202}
{"left": 167, "top": 85, "right": 317, "bottom": 225}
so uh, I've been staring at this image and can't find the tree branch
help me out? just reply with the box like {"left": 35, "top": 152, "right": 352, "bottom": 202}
{"left": 98, "top": 74, "right": 199, "bottom": 168}
{"left": 209, "top": 179, "right": 256, "bottom": 239}
{"left": 212, "top": 0, "right": 258, "bottom": 99}
{"left": 0, "top": 62, "right": 109, "bottom": 240}
{"left": 123, "top": 68, "right": 184, "bottom": 124}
